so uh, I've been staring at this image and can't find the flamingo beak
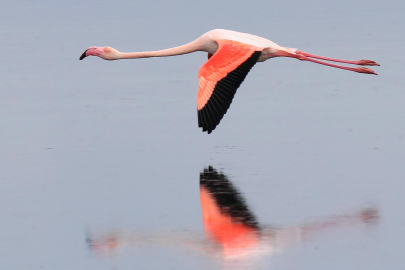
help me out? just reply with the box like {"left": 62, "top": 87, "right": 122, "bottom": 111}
{"left": 79, "top": 50, "right": 88, "bottom": 60}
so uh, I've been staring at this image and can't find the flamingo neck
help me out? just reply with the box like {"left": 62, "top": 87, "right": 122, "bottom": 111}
{"left": 119, "top": 39, "right": 202, "bottom": 59}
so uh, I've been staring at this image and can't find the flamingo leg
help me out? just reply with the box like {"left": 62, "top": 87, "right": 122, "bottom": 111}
{"left": 296, "top": 51, "right": 380, "bottom": 66}
{"left": 299, "top": 55, "right": 377, "bottom": 75}
{"left": 277, "top": 52, "right": 378, "bottom": 75}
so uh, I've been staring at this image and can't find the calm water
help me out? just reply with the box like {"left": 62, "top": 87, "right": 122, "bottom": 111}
{"left": 1, "top": 0, "right": 404, "bottom": 269}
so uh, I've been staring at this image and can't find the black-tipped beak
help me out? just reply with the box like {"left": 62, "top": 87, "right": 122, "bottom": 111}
{"left": 79, "top": 50, "right": 88, "bottom": 60}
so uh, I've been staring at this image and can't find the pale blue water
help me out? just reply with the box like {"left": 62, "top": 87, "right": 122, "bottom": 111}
{"left": 0, "top": 0, "right": 404, "bottom": 269}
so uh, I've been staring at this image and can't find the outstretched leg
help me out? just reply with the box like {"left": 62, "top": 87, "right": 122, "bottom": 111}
{"left": 296, "top": 54, "right": 378, "bottom": 75}
{"left": 296, "top": 51, "right": 380, "bottom": 66}
{"left": 272, "top": 49, "right": 379, "bottom": 75}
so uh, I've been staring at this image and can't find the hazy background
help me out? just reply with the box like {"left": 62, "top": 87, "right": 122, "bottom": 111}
{"left": 0, "top": 0, "right": 404, "bottom": 269}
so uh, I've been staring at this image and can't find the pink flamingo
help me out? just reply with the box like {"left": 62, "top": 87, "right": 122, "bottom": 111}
{"left": 80, "top": 29, "right": 379, "bottom": 134}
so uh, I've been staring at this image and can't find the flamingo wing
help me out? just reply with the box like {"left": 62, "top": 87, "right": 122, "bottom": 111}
{"left": 197, "top": 40, "right": 262, "bottom": 134}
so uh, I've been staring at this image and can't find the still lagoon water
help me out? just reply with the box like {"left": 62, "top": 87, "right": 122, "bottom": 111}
{"left": 1, "top": 0, "right": 404, "bottom": 269}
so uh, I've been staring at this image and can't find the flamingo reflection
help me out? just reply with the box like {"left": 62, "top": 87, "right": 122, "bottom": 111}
{"left": 86, "top": 166, "right": 378, "bottom": 266}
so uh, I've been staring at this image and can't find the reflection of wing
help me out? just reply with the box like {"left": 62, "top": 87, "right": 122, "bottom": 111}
{"left": 197, "top": 40, "right": 262, "bottom": 133}
{"left": 85, "top": 165, "right": 380, "bottom": 268}
{"left": 200, "top": 166, "right": 260, "bottom": 256}
{"left": 200, "top": 166, "right": 259, "bottom": 229}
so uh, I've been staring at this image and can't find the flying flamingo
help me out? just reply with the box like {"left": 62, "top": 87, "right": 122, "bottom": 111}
{"left": 80, "top": 29, "right": 379, "bottom": 134}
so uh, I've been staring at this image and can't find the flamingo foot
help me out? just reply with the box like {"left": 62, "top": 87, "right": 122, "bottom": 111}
{"left": 356, "top": 67, "right": 378, "bottom": 75}
{"left": 358, "top": 60, "right": 380, "bottom": 66}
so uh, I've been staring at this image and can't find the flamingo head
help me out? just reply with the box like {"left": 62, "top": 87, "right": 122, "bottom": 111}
{"left": 79, "top": 46, "right": 120, "bottom": 60}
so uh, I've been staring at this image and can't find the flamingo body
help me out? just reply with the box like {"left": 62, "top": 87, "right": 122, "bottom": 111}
{"left": 80, "top": 29, "right": 379, "bottom": 134}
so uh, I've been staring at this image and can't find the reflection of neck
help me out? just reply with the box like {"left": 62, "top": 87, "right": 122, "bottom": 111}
{"left": 119, "top": 39, "right": 202, "bottom": 59}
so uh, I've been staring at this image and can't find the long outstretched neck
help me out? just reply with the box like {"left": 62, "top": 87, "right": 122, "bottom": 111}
{"left": 119, "top": 39, "right": 202, "bottom": 59}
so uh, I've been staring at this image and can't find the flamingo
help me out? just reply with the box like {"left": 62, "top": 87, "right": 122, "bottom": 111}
{"left": 79, "top": 29, "right": 379, "bottom": 134}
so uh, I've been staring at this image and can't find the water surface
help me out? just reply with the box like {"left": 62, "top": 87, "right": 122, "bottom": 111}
{"left": 0, "top": 0, "right": 404, "bottom": 269}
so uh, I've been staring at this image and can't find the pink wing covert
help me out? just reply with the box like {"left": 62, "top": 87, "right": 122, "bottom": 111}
{"left": 197, "top": 40, "right": 262, "bottom": 134}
